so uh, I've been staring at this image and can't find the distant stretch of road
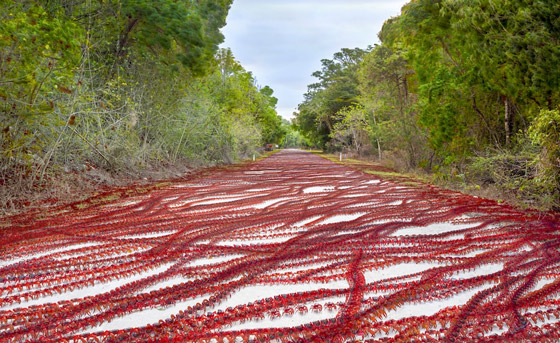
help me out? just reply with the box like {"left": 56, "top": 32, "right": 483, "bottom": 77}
{"left": 1, "top": 150, "right": 559, "bottom": 342}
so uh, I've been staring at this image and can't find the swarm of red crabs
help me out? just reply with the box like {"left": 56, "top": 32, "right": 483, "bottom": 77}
{"left": 1, "top": 150, "right": 559, "bottom": 342}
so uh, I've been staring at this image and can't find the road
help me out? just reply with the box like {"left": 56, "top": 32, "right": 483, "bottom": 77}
{"left": 1, "top": 149, "right": 559, "bottom": 342}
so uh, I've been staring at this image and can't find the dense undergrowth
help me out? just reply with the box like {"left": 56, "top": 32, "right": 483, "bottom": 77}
{"left": 318, "top": 151, "right": 559, "bottom": 213}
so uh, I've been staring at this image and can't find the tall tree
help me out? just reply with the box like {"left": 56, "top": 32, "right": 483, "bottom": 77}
{"left": 113, "top": 0, "right": 232, "bottom": 74}
{"left": 445, "top": 0, "right": 560, "bottom": 145}
{"left": 295, "top": 47, "right": 369, "bottom": 149}
{"left": 358, "top": 44, "right": 424, "bottom": 166}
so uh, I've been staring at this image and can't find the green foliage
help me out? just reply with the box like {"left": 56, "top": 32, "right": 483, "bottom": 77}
{"left": 295, "top": 0, "right": 560, "bottom": 209}
{"left": 329, "top": 105, "right": 372, "bottom": 155}
{"left": 370, "top": 0, "right": 559, "bottom": 166}
{"left": 115, "top": 0, "right": 232, "bottom": 74}
{"left": 295, "top": 47, "right": 369, "bottom": 150}
{"left": 447, "top": 0, "right": 560, "bottom": 105}
{"left": 0, "top": 3, "right": 82, "bottom": 165}
{"left": 210, "top": 49, "right": 285, "bottom": 146}
{"left": 529, "top": 109, "right": 560, "bottom": 163}
{"left": 257, "top": 86, "right": 285, "bottom": 144}
{"left": 358, "top": 44, "right": 426, "bottom": 167}
{"left": 466, "top": 149, "right": 558, "bottom": 210}
{"left": 528, "top": 109, "right": 560, "bottom": 206}
{"left": 282, "top": 126, "right": 312, "bottom": 149}
{"left": 0, "top": 1, "right": 280, "bottom": 204}
{"left": 416, "top": 65, "right": 471, "bottom": 162}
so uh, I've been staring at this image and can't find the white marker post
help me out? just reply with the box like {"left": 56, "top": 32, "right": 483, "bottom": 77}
{"left": 253, "top": 154, "right": 255, "bottom": 161}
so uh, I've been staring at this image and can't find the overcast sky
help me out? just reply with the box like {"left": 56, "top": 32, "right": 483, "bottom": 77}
{"left": 220, "top": 0, "right": 409, "bottom": 120}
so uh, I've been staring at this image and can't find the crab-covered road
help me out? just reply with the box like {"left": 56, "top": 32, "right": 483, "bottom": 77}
{"left": 1, "top": 150, "right": 559, "bottom": 342}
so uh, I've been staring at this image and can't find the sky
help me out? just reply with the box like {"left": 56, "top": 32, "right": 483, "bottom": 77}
{"left": 220, "top": 0, "right": 410, "bottom": 121}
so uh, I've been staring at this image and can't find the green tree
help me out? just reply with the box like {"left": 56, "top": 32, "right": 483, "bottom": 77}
{"left": 111, "top": 0, "right": 232, "bottom": 74}
{"left": 329, "top": 105, "right": 372, "bottom": 155}
{"left": 210, "top": 49, "right": 285, "bottom": 146}
{"left": 358, "top": 44, "right": 425, "bottom": 165}
{"left": 0, "top": 2, "right": 83, "bottom": 174}
{"left": 446, "top": 0, "right": 560, "bottom": 146}
{"left": 282, "top": 120, "right": 311, "bottom": 149}
{"left": 295, "top": 47, "right": 369, "bottom": 150}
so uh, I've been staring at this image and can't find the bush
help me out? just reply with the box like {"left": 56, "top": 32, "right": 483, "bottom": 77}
{"left": 528, "top": 109, "right": 560, "bottom": 209}
{"left": 466, "top": 144, "right": 558, "bottom": 210}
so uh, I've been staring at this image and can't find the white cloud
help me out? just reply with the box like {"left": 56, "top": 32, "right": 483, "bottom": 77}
{"left": 221, "top": 0, "right": 409, "bottom": 120}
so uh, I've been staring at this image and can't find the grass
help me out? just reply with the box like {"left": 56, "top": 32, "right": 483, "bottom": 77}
{"left": 312, "top": 151, "right": 424, "bottom": 188}
{"left": 363, "top": 170, "right": 403, "bottom": 178}
{"left": 311, "top": 151, "right": 555, "bottom": 213}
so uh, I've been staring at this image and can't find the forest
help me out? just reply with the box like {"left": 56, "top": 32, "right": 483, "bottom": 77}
{"left": 295, "top": 0, "right": 560, "bottom": 210}
{"left": 2, "top": 0, "right": 559, "bottom": 212}
{"left": 0, "top": 0, "right": 286, "bottom": 210}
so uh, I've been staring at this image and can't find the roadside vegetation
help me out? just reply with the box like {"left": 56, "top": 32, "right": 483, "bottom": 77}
{"left": 295, "top": 1, "right": 560, "bottom": 211}
{"left": 0, "top": 0, "right": 285, "bottom": 213}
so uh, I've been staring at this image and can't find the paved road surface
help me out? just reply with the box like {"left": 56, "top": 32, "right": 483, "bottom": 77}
{"left": 1, "top": 150, "right": 559, "bottom": 342}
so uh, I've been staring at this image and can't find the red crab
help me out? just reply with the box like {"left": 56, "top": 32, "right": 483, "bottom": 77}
{"left": 311, "top": 304, "right": 323, "bottom": 312}
{"left": 269, "top": 310, "right": 281, "bottom": 319}
{"left": 284, "top": 307, "right": 295, "bottom": 316}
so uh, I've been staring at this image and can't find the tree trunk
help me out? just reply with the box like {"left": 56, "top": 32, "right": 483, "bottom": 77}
{"left": 396, "top": 75, "right": 404, "bottom": 117}
{"left": 471, "top": 90, "right": 499, "bottom": 146}
{"left": 117, "top": 18, "right": 139, "bottom": 58}
{"left": 504, "top": 96, "right": 514, "bottom": 147}
{"left": 322, "top": 114, "right": 333, "bottom": 133}
{"left": 402, "top": 74, "right": 409, "bottom": 107}
{"left": 371, "top": 111, "right": 382, "bottom": 160}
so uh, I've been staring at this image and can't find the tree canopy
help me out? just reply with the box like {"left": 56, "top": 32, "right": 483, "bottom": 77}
{"left": 295, "top": 47, "right": 369, "bottom": 149}
{"left": 294, "top": 0, "right": 560, "bottom": 208}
